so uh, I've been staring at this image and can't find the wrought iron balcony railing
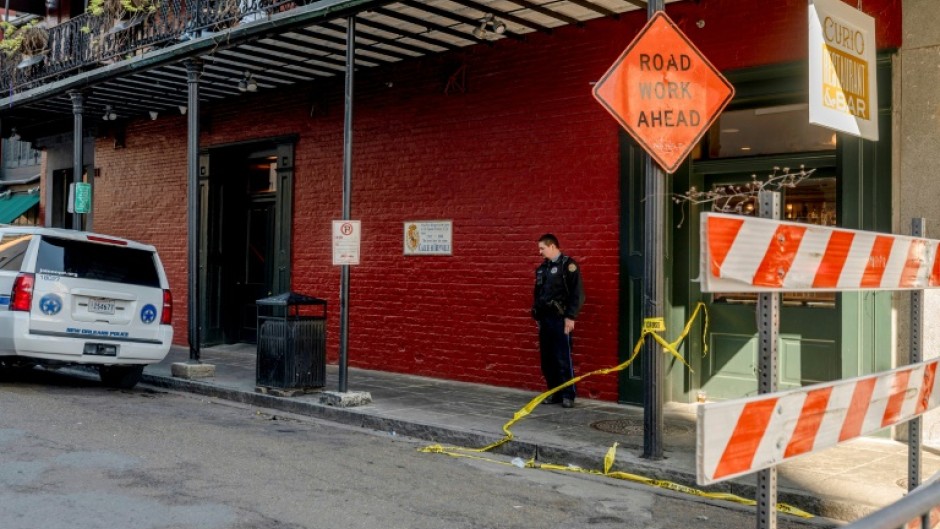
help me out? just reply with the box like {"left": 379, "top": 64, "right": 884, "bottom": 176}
{"left": 0, "top": 0, "right": 297, "bottom": 96}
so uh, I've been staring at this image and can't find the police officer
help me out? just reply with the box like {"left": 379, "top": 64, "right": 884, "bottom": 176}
{"left": 532, "top": 234, "right": 585, "bottom": 408}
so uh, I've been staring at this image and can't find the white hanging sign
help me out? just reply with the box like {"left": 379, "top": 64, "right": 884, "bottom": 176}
{"left": 808, "top": 0, "right": 878, "bottom": 141}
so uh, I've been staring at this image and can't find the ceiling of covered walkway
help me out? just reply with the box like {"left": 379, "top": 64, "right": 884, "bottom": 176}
{"left": 1, "top": 0, "right": 682, "bottom": 138}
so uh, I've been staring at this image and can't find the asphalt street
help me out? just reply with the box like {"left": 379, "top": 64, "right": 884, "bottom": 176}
{"left": 0, "top": 367, "right": 830, "bottom": 529}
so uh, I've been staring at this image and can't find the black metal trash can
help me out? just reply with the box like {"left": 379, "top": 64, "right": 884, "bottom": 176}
{"left": 255, "top": 292, "right": 327, "bottom": 392}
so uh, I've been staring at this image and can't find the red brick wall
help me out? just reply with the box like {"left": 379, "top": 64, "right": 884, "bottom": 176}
{"left": 91, "top": 0, "right": 901, "bottom": 401}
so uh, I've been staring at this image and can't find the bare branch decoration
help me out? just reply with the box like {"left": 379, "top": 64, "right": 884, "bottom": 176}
{"left": 672, "top": 166, "right": 816, "bottom": 228}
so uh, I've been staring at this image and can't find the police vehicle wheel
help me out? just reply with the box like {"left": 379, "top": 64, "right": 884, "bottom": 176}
{"left": 98, "top": 365, "right": 144, "bottom": 389}
{"left": 0, "top": 359, "right": 34, "bottom": 381}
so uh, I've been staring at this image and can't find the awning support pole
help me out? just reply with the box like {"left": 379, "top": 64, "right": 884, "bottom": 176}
{"left": 339, "top": 16, "right": 355, "bottom": 393}
{"left": 68, "top": 90, "right": 84, "bottom": 231}
{"left": 186, "top": 59, "right": 202, "bottom": 363}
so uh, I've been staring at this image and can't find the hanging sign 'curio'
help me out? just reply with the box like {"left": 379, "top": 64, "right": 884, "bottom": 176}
{"left": 592, "top": 12, "right": 734, "bottom": 174}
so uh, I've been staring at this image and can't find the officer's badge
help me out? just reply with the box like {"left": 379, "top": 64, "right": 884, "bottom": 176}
{"left": 568, "top": 263, "right": 577, "bottom": 273}
{"left": 550, "top": 267, "right": 558, "bottom": 274}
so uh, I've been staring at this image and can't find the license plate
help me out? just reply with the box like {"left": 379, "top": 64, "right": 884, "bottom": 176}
{"left": 88, "top": 298, "right": 116, "bottom": 315}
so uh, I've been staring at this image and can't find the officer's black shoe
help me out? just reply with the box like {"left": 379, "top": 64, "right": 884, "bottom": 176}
{"left": 543, "top": 395, "right": 562, "bottom": 405}
{"left": 561, "top": 397, "right": 574, "bottom": 409}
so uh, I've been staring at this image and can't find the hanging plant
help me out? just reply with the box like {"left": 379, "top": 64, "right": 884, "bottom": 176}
{"left": 0, "top": 20, "right": 49, "bottom": 58}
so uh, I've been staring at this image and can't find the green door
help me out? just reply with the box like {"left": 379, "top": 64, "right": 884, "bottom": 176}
{"left": 692, "top": 156, "right": 841, "bottom": 399}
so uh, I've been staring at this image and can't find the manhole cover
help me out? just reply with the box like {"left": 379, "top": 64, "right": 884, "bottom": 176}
{"left": 590, "top": 418, "right": 694, "bottom": 436}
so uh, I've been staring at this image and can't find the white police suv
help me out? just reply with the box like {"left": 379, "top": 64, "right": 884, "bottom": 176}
{"left": 0, "top": 227, "right": 173, "bottom": 389}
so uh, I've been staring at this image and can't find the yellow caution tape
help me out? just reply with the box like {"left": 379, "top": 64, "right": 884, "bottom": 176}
{"left": 644, "top": 317, "right": 666, "bottom": 332}
{"left": 420, "top": 302, "right": 709, "bottom": 454}
{"left": 419, "top": 303, "right": 813, "bottom": 518}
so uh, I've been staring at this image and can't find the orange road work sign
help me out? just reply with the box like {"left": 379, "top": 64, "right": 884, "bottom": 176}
{"left": 593, "top": 12, "right": 734, "bottom": 174}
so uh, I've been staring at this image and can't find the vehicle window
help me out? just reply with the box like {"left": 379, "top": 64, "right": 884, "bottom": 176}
{"left": 0, "top": 234, "right": 31, "bottom": 271}
{"left": 36, "top": 236, "right": 160, "bottom": 288}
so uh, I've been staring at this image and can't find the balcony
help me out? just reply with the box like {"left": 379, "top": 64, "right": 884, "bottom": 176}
{"left": 1, "top": 0, "right": 297, "bottom": 95}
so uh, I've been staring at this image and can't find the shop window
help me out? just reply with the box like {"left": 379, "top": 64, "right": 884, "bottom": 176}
{"left": 712, "top": 175, "right": 837, "bottom": 308}
{"left": 695, "top": 104, "right": 837, "bottom": 160}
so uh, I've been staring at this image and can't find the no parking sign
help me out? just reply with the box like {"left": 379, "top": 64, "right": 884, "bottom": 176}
{"left": 332, "top": 220, "right": 361, "bottom": 265}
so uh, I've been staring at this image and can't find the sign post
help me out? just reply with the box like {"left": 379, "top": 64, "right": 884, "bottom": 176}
{"left": 756, "top": 191, "right": 781, "bottom": 529}
{"left": 593, "top": 7, "right": 733, "bottom": 459}
{"left": 910, "top": 219, "right": 925, "bottom": 496}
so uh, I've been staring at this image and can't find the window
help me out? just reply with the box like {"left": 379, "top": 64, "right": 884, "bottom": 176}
{"left": 248, "top": 157, "right": 277, "bottom": 195}
{"left": 36, "top": 237, "right": 160, "bottom": 288}
{"left": 712, "top": 176, "right": 838, "bottom": 308}
{"left": 0, "top": 234, "right": 31, "bottom": 271}
{"left": 695, "top": 104, "right": 837, "bottom": 160}
{"left": 2, "top": 139, "right": 41, "bottom": 169}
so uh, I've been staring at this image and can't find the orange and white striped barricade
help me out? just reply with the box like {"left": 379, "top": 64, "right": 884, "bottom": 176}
{"left": 699, "top": 210, "right": 940, "bottom": 526}
{"left": 697, "top": 358, "right": 940, "bottom": 485}
{"left": 701, "top": 212, "right": 940, "bottom": 293}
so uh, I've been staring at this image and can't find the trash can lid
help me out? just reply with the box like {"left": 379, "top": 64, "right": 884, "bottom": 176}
{"left": 256, "top": 292, "right": 327, "bottom": 306}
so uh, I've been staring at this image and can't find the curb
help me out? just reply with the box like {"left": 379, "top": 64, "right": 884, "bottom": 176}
{"left": 142, "top": 373, "right": 874, "bottom": 524}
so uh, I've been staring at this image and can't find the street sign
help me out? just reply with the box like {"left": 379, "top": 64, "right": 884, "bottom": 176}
{"left": 68, "top": 182, "right": 91, "bottom": 214}
{"left": 74, "top": 182, "right": 91, "bottom": 214}
{"left": 332, "top": 220, "right": 361, "bottom": 265}
{"left": 593, "top": 12, "right": 734, "bottom": 174}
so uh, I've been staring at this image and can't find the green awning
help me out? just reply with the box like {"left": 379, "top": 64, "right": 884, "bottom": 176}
{"left": 0, "top": 193, "right": 39, "bottom": 224}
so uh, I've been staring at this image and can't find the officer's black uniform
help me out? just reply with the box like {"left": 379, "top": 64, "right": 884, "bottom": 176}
{"left": 532, "top": 253, "right": 585, "bottom": 402}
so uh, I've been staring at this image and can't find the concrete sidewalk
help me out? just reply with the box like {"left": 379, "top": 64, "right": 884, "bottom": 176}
{"left": 143, "top": 345, "right": 940, "bottom": 524}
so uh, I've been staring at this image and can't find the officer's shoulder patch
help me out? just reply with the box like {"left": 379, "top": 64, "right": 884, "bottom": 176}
{"left": 568, "top": 263, "right": 577, "bottom": 273}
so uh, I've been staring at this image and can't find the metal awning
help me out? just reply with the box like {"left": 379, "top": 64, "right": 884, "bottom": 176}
{"left": 0, "top": 192, "right": 39, "bottom": 223}
{"left": 0, "top": 0, "right": 682, "bottom": 139}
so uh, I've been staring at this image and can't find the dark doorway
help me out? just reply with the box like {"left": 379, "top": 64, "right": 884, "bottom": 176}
{"left": 241, "top": 197, "right": 276, "bottom": 342}
{"left": 50, "top": 169, "right": 73, "bottom": 229}
{"left": 200, "top": 140, "right": 293, "bottom": 346}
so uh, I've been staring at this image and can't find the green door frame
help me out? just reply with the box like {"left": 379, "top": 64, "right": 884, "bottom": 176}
{"left": 618, "top": 55, "right": 894, "bottom": 404}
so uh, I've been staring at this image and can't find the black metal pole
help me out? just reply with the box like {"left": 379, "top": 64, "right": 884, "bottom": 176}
{"left": 757, "top": 190, "right": 780, "bottom": 529}
{"left": 338, "top": 17, "right": 355, "bottom": 393}
{"left": 641, "top": 0, "right": 665, "bottom": 461}
{"left": 186, "top": 59, "right": 202, "bottom": 363}
{"left": 68, "top": 90, "right": 84, "bottom": 231}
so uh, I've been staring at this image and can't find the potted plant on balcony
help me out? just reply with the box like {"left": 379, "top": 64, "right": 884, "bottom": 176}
{"left": 84, "top": 0, "right": 159, "bottom": 34}
{"left": 0, "top": 20, "right": 49, "bottom": 70}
